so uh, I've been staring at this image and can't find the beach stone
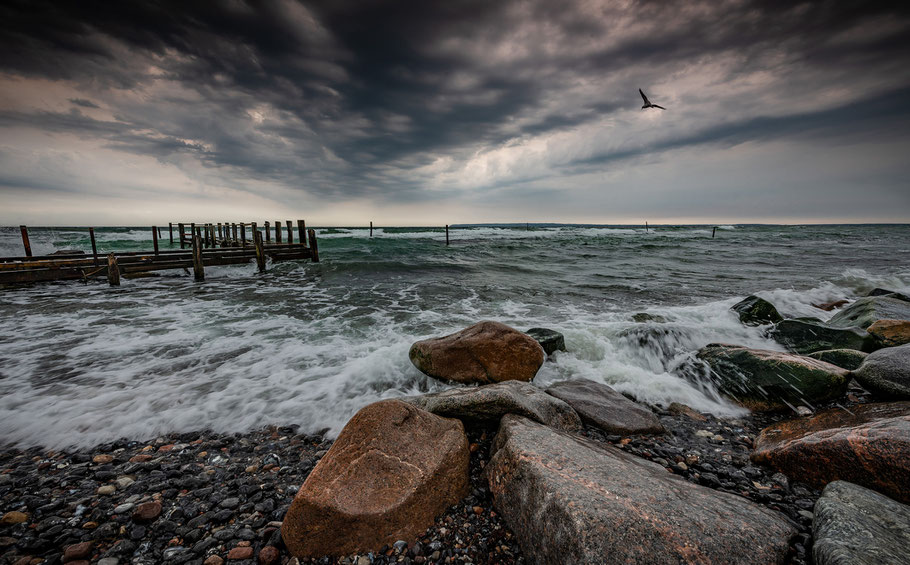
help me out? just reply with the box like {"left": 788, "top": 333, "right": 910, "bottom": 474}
{"left": 258, "top": 546, "right": 280, "bottom": 565}
{"left": 524, "top": 327, "right": 566, "bottom": 355}
{"left": 808, "top": 349, "right": 869, "bottom": 371}
{"left": 486, "top": 415, "right": 795, "bottom": 564}
{"left": 0, "top": 511, "right": 27, "bottom": 525}
{"left": 92, "top": 454, "right": 113, "bottom": 464}
{"left": 204, "top": 556, "right": 224, "bottom": 565}
{"left": 731, "top": 295, "right": 783, "bottom": 326}
{"left": 545, "top": 378, "right": 664, "bottom": 435}
{"left": 131, "top": 502, "right": 161, "bottom": 523}
{"left": 97, "top": 485, "right": 116, "bottom": 496}
{"left": 868, "top": 319, "right": 910, "bottom": 347}
{"left": 63, "top": 541, "right": 93, "bottom": 561}
{"left": 771, "top": 318, "right": 875, "bottom": 354}
{"left": 852, "top": 343, "right": 910, "bottom": 399}
{"left": 829, "top": 296, "right": 910, "bottom": 329}
{"left": 697, "top": 344, "right": 850, "bottom": 411}
{"left": 282, "top": 399, "right": 469, "bottom": 558}
{"left": 667, "top": 402, "right": 707, "bottom": 421}
{"left": 113, "top": 503, "right": 134, "bottom": 514}
{"left": 403, "top": 380, "right": 581, "bottom": 432}
{"left": 227, "top": 546, "right": 254, "bottom": 560}
{"left": 408, "top": 321, "right": 545, "bottom": 385}
{"left": 813, "top": 481, "right": 910, "bottom": 565}
{"left": 752, "top": 402, "right": 910, "bottom": 503}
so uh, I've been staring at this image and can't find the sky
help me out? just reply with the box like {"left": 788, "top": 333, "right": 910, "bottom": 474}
{"left": 1, "top": 0, "right": 909, "bottom": 226}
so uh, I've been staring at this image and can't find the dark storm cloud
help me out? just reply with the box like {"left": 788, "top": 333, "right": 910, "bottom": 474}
{"left": 1, "top": 0, "right": 909, "bottom": 214}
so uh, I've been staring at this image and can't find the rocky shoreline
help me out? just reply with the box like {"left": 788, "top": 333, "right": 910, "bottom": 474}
{"left": 3, "top": 289, "right": 910, "bottom": 564}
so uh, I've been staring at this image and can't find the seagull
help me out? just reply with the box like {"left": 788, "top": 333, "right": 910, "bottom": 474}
{"left": 639, "top": 88, "right": 666, "bottom": 110}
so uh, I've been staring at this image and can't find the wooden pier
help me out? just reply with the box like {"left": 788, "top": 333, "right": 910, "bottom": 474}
{"left": 1, "top": 221, "right": 319, "bottom": 286}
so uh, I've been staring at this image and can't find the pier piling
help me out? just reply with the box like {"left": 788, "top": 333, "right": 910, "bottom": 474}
{"left": 89, "top": 227, "right": 98, "bottom": 266}
{"left": 254, "top": 230, "right": 266, "bottom": 273}
{"left": 152, "top": 226, "right": 159, "bottom": 255}
{"left": 264, "top": 221, "right": 271, "bottom": 242}
{"left": 107, "top": 253, "right": 120, "bottom": 286}
{"left": 446, "top": 225, "right": 449, "bottom": 246}
{"left": 298, "top": 220, "right": 306, "bottom": 246}
{"left": 192, "top": 234, "right": 205, "bottom": 281}
{"left": 712, "top": 227, "right": 717, "bottom": 238}
{"left": 169, "top": 223, "right": 173, "bottom": 244}
{"left": 275, "top": 221, "right": 281, "bottom": 243}
{"left": 370, "top": 221, "right": 373, "bottom": 237}
{"left": 241, "top": 223, "right": 247, "bottom": 247}
{"left": 286, "top": 220, "right": 293, "bottom": 244}
{"left": 19, "top": 226, "right": 32, "bottom": 257}
{"left": 178, "top": 223, "right": 185, "bottom": 249}
{"left": 307, "top": 229, "right": 320, "bottom": 263}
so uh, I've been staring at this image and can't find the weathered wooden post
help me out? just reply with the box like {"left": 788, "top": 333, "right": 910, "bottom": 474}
{"left": 158, "top": 227, "right": 162, "bottom": 239}
{"left": 152, "top": 226, "right": 159, "bottom": 255}
{"left": 89, "top": 227, "right": 98, "bottom": 266}
{"left": 178, "top": 223, "right": 185, "bottom": 249}
{"left": 107, "top": 253, "right": 120, "bottom": 286}
{"left": 275, "top": 221, "right": 282, "bottom": 243}
{"left": 192, "top": 233, "right": 205, "bottom": 281}
{"left": 241, "top": 223, "right": 247, "bottom": 247}
{"left": 297, "top": 220, "right": 306, "bottom": 246}
{"left": 307, "top": 229, "right": 320, "bottom": 263}
{"left": 370, "top": 221, "right": 373, "bottom": 237}
{"left": 251, "top": 222, "right": 258, "bottom": 247}
{"left": 231, "top": 223, "right": 238, "bottom": 245}
{"left": 169, "top": 223, "right": 174, "bottom": 244}
{"left": 712, "top": 227, "right": 717, "bottom": 238}
{"left": 645, "top": 221, "right": 649, "bottom": 233}
{"left": 254, "top": 230, "right": 266, "bottom": 273}
{"left": 286, "top": 220, "right": 293, "bottom": 244}
{"left": 264, "top": 221, "right": 271, "bottom": 242}
{"left": 19, "top": 225, "right": 32, "bottom": 257}
{"left": 446, "top": 225, "right": 449, "bottom": 246}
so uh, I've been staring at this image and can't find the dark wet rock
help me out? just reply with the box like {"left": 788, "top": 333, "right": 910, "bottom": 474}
{"left": 408, "top": 320, "right": 545, "bottom": 385}
{"left": 697, "top": 344, "right": 850, "bottom": 411}
{"left": 852, "top": 344, "right": 910, "bottom": 399}
{"left": 131, "top": 501, "right": 161, "bottom": 523}
{"left": 813, "top": 481, "right": 910, "bottom": 565}
{"left": 403, "top": 380, "right": 581, "bottom": 432}
{"left": 63, "top": 540, "right": 93, "bottom": 561}
{"left": 813, "top": 300, "right": 849, "bottom": 312}
{"left": 732, "top": 295, "right": 784, "bottom": 326}
{"left": 771, "top": 318, "right": 876, "bottom": 354}
{"left": 867, "top": 319, "right": 910, "bottom": 348}
{"left": 282, "top": 399, "right": 469, "bottom": 558}
{"left": 545, "top": 378, "right": 664, "bottom": 435}
{"left": 524, "top": 327, "right": 566, "bottom": 356}
{"left": 752, "top": 402, "right": 910, "bottom": 503}
{"left": 828, "top": 296, "right": 910, "bottom": 329}
{"left": 808, "top": 349, "right": 869, "bottom": 371}
{"left": 486, "top": 415, "right": 796, "bottom": 564}
{"left": 868, "top": 288, "right": 910, "bottom": 302}
{"left": 631, "top": 312, "right": 668, "bottom": 323}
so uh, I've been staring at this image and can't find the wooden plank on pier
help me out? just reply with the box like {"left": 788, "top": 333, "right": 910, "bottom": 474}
{"left": 107, "top": 253, "right": 120, "bottom": 286}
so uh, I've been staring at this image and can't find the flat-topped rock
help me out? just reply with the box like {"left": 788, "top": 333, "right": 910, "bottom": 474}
{"left": 545, "top": 378, "right": 664, "bottom": 435}
{"left": 409, "top": 321, "right": 545, "bottom": 385}
{"left": 852, "top": 343, "right": 910, "bottom": 399}
{"left": 697, "top": 344, "right": 849, "bottom": 411}
{"left": 752, "top": 402, "right": 910, "bottom": 503}
{"left": 808, "top": 349, "right": 869, "bottom": 371}
{"left": 867, "top": 319, "right": 910, "bottom": 347}
{"left": 771, "top": 318, "right": 875, "bottom": 354}
{"left": 731, "top": 295, "right": 783, "bottom": 326}
{"left": 282, "top": 400, "right": 469, "bottom": 558}
{"left": 486, "top": 415, "right": 796, "bottom": 565}
{"left": 828, "top": 296, "right": 910, "bottom": 329}
{"left": 813, "top": 481, "right": 910, "bottom": 565}
{"left": 403, "top": 380, "right": 581, "bottom": 432}
{"left": 524, "top": 327, "right": 566, "bottom": 356}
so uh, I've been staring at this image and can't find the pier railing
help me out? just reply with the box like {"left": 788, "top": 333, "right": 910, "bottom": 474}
{"left": 1, "top": 221, "right": 319, "bottom": 286}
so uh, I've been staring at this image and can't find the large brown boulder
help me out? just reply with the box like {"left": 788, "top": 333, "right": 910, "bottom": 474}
{"left": 545, "top": 378, "right": 664, "bottom": 435}
{"left": 403, "top": 380, "right": 581, "bottom": 432}
{"left": 752, "top": 402, "right": 910, "bottom": 503}
{"left": 867, "top": 319, "right": 910, "bottom": 348}
{"left": 409, "top": 321, "right": 545, "bottom": 384}
{"left": 696, "top": 344, "right": 850, "bottom": 412}
{"left": 486, "top": 415, "right": 796, "bottom": 564}
{"left": 282, "top": 400, "right": 470, "bottom": 558}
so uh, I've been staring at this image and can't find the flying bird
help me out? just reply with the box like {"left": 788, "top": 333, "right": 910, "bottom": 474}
{"left": 639, "top": 88, "right": 666, "bottom": 110}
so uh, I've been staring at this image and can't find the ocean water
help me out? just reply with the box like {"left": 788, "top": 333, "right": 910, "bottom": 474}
{"left": 1, "top": 224, "right": 908, "bottom": 449}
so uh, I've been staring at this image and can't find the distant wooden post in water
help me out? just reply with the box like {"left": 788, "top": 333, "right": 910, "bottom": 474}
{"left": 107, "top": 253, "right": 120, "bottom": 286}
{"left": 645, "top": 221, "right": 649, "bottom": 233}
{"left": 286, "top": 220, "right": 293, "bottom": 244}
{"left": 19, "top": 226, "right": 32, "bottom": 257}
{"left": 307, "top": 229, "right": 319, "bottom": 262}
{"left": 446, "top": 225, "right": 450, "bottom": 246}
{"left": 712, "top": 226, "right": 717, "bottom": 238}
{"left": 169, "top": 223, "right": 173, "bottom": 244}
{"left": 152, "top": 226, "right": 159, "bottom": 255}
{"left": 89, "top": 227, "right": 98, "bottom": 266}
{"left": 254, "top": 230, "right": 266, "bottom": 273}
{"left": 370, "top": 221, "right": 373, "bottom": 237}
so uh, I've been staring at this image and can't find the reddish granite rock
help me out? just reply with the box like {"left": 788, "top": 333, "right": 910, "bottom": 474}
{"left": 409, "top": 321, "right": 545, "bottom": 384}
{"left": 752, "top": 402, "right": 910, "bottom": 503}
{"left": 486, "top": 415, "right": 796, "bottom": 564}
{"left": 62, "top": 541, "right": 92, "bottom": 562}
{"left": 867, "top": 319, "right": 910, "bottom": 347}
{"left": 227, "top": 546, "right": 254, "bottom": 560}
{"left": 282, "top": 399, "right": 469, "bottom": 558}
{"left": 257, "top": 546, "right": 280, "bottom": 565}
{"left": 131, "top": 501, "right": 161, "bottom": 523}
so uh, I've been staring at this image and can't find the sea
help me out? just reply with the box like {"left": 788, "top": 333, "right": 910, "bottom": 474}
{"left": 1, "top": 224, "right": 908, "bottom": 449}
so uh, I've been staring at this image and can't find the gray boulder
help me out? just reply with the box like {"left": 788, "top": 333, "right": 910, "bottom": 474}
{"left": 402, "top": 380, "right": 581, "bottom": 432}
{"left": 828, "top": 296, "right": 910, "bottom": 329}
{"left": 546, "top": 379, "right": 664, "bottom": 435}
{"left": 813, "top": 481, "right": 910, "bottom": 565}
{"left": 868, "top": 288, "right": 910, "bottom": 302}
{"left": 808, "top": 349, "right": 869, "bottom": 371}
{"left": 852, "top": 344, "right": 910, "bottom": 399}
{"left": 731, "top": 295, "right": 783, "bottom": 326}
{"left": 525, "top": 327, "right": 566, "bottom": 356}
{"left": 771, "top": 318, "right": 875, "bottom": 354}
{"left": 485, "top": 415, "right": 796, "bottom": 565}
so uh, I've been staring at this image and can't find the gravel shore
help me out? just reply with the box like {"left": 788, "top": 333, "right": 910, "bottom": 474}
{"left": 1, "top": 386, "right": 872, "bottom": 565}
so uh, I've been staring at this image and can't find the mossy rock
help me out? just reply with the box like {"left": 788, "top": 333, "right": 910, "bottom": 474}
{"left": 828, "top": 296, "right": 910, "bottom": 329}
{"left": 771, "top": 318, "right": 876, "bottom": 354}
{"left": 808, "top": 349, "right": 869, "bottom": 371}
{"left": 731, "top": 296, "right": 783, "bottom": 326}
{"left": 697, "top": 344, "right": 849, "bottom": 412}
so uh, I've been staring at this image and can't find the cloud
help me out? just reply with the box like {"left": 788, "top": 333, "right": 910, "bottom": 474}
{"left": 0, "top": 0, "right": 909, "bottom": 223}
